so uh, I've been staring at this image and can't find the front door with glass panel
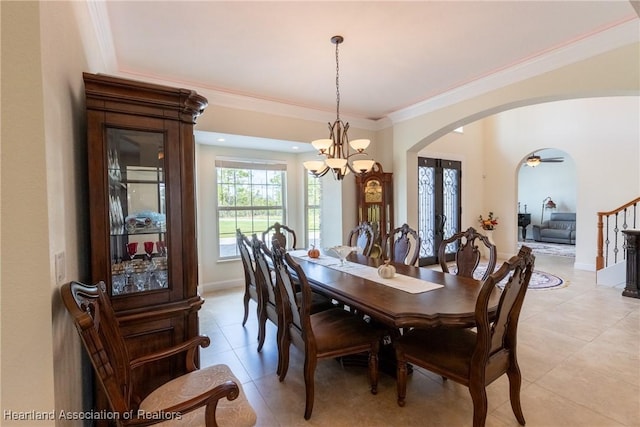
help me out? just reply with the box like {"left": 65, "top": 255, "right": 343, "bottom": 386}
{"left": 418, "top": 157, "right": 462, "bottom": 266}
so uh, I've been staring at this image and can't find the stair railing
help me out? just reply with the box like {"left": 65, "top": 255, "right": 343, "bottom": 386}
{"left": 596, "top": 197, "right": 640, "bottom": 270}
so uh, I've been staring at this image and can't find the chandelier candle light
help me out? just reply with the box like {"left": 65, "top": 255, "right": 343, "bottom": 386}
{"left": 303, "top": 35, "right": 376, "bottom": 180}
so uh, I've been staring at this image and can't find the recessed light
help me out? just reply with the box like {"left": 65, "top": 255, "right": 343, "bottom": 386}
{"left": 216, "top": 138, "right": 225, "bottom": 142}
{"left": 292, "top": 146, "right": 299, "bottom": 150}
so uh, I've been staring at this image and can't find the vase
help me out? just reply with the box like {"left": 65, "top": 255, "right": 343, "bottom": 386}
{"left": 482, "top": 229, "right": 495, "bottom": 259}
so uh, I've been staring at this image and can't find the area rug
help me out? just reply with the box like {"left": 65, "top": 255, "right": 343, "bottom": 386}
{"left": 518, "top": 241, "right": 575, "bottom": 258}
{"left": 453, "top": 263, "right": 567, "bottom": 290}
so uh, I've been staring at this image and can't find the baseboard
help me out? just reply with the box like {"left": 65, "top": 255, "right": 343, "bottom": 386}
{"left": 573, "top": 261, "right": 596, "bottom": 271}
{"left": 201, "top": 278, "right": 244, "bottom": 294}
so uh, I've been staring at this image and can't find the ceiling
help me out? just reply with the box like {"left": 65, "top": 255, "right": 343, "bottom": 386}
{"left": 95, "top": 1, "right": 639, "bottom": 146}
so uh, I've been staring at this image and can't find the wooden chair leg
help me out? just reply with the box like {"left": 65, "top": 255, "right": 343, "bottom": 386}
{"left": 507, "top": 363, "right": 526, "bottom": 425}
{"left": 257, "top": 307, "right": 267, "bottom": 352}
{"left": 242, "top": 291, "right": 250, "bottom": 326}
{"left": 278, "top": 332, "right": 290, "bottom": 382}
{"left": 303, "top": 354, "right": 317, "bottom": 420}
{"left": 469, "top": 384, "right": 489, "bottom": 427}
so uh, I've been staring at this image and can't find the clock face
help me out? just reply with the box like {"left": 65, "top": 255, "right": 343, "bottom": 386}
{"left": 364, "top": 179, "right": 382, "bottom": 203}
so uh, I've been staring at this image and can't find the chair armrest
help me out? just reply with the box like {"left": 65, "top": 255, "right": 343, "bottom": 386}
{"left": 123, "top": 380, "right": 240, "bottom": 427}
{"left": 130, "top": 335, "right": 211, "bottom": 372}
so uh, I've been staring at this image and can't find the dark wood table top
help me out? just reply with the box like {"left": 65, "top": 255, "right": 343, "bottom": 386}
{"left": 291, "top": 253, "right": 501, "bottom": 329}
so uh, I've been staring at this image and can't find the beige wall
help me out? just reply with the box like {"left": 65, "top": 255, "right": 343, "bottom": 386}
{"left": 1, "top": 2, "right": 56, "bottom": 422}
{"left": 1, "top": 2, "right": 95, "bottom": 425}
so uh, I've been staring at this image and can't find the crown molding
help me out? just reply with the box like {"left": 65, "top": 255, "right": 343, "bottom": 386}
{"left": 85, "top": 0, "right": 117, "bottom": 72}
{"left": 85, "top": 2, "right": 637, "bottom": 131}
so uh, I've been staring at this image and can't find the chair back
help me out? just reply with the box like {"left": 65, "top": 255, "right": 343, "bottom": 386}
{"left": 237, "top": 229, "right": 257, "bottom": 291}
{"left": 262, "top": 222, "right": 297, "bottom": 250}
{"left": 473, "top": 246, "right": 535, "bottom": 379}
{"left": 384, "top": 223, "right": 421, "bottom": 265}
{"left": 271, "top": 242, "right": 310, "bottom": 348}
{"left": 439, "top": 226, "right": 496, "bottom": 281}
{"left": 347, "top": 222, "right": 376, "bottom": 256}
{"left": 60, "top": 281, "right": 133, "bottom": 416}
{"left": 251, "top": 234, "right": 277, "bottom": 308}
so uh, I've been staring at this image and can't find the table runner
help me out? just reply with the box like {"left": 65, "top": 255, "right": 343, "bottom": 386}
{"left": 288, "top": 251, "right": 443, "bottom": 294}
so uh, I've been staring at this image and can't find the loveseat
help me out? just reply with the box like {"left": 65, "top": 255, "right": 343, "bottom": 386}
{"left": 532, "top": 212, "right": 576, "bottom": 245}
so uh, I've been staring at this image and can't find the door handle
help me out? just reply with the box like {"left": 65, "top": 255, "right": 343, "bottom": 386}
{"left": 435, "top": 213, "right": 447, "bottom": 236}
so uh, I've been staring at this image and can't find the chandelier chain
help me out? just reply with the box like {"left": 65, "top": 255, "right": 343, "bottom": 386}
{"left": 335, "top": 39, "right": 340, "bottom": 120}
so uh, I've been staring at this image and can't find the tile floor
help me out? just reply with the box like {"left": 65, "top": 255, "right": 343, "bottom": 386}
{"left": 199, "top": 254, "right": 639, "bottom": 427}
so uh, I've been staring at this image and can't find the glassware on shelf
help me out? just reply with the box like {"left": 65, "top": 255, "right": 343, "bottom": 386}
{"left": 133, "top": 271, "right": 148, "bottom": 292}
{"left": 126, "top": 242, "right": 138, "bottom": 260}
{"left": 329, "top": 245, "right": 358, "bottom": 266}
{"left": 144, "top": 241, "right": 154, "bottom": 260}
{"left": 145, "top": 260, "right": 157, "bottom": 289}
{"left": 154, "top": 269, "right": 168, "bottom": 289}
{"left": 156, "top": 240, "right": 167, "bottom": 257}
{"left": 112, "top": 274, "right": 126, "bottom": 295}
{"left": 123, "top": 262, "right": 135, "bottom": 293}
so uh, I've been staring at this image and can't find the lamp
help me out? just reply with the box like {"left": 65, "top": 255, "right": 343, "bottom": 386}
{"left": 541, "top": 196, "right": 556, "bottom": 223}
{"left": 303, "top": 36, "right": 376, "bottom": 180}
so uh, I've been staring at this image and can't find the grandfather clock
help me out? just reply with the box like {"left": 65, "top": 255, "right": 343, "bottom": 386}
{"left": 355, "top": 162, "right": 394, "bottom": 251}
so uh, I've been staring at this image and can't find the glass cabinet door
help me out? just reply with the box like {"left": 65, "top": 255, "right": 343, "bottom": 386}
{"left": 107, "top": 128, "right": 168, "bottom": 295}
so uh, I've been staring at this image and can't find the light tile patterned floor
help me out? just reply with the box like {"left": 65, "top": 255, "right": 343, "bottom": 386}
{"left": 199, "top": 254, "right": 640, "bottom": 427}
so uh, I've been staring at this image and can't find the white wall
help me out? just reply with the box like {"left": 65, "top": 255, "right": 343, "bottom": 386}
{"left": 486, "top": 97, "right": 639, "bottom": 268}
{"left": 517, "top": 149, "right": 577, "bottom": 227}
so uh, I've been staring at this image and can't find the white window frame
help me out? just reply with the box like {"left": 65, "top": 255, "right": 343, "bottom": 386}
{"left": 215, "top": 158, "right": 287, "bottom": 259}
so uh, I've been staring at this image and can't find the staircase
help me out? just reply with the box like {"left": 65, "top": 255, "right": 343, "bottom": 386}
{"left": 596, "top": 197, "right": 639, "bottom": 290}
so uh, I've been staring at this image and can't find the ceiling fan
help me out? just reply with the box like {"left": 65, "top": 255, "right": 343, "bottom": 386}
{"left": 524, "top": 152, "right": 565, "bottom": 167}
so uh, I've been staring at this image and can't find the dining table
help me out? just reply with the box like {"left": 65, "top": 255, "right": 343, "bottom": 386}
{"left": 287, "top": 250, "right": 502, "bottom": 330}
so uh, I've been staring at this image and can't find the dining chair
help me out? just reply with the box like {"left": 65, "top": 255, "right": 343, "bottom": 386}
{"left": 394, "top": 246, "right": 535, "bottom": 427}
{"left": 383, "top": 223, "right": 421, "bottom": 266}
{"left": 237, "top": 229, "right": 259, "bottom": 327}
{"left": 251, "top": 235, "right": 335, "bottom": 374}
{"left": 346, "top": 221, "right": 376, "bottom": 256}
{"left": 251, "top": 234, "right": 281, "bottom": 354}
{"left": 262, "top": 222, "right": 297, "bottom": 250}
{"left": 439, "top": 226, "right": 497, "bottom": 281}
{"left": 271, "top": 242, "right": 384, "bottom": 420}
{"left": 61, "top": 281, "right": 257, "bottom": 427}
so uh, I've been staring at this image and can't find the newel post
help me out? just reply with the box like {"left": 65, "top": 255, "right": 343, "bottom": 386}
{"left": 622, "top": 230, "right": 640, "bottom": 299}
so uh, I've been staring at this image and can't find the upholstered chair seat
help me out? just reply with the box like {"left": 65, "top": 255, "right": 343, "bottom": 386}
{"left": 139, "top": 364, "right": 257, "bottom": 427}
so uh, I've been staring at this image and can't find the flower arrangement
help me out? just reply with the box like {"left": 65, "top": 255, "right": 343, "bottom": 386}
{"left": 478, "top": 212, "right": 498, "bottom": 230}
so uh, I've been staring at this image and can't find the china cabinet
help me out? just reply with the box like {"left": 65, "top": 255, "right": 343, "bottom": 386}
{"left": 83, "top": 73, "right": 207, "bottom": 399}
{"left": 355, "top": 162, "right": 394, "bottom": 253}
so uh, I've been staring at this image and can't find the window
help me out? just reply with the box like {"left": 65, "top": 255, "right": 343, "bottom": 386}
{"left": 306, "top": 176, "right": 322, "bottom": 249}
{"left": 216, "top": 159, "right": 286, "bottom": 258}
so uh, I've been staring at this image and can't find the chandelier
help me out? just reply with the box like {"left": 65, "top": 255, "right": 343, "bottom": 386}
{"left": 303, "top": 35, "right": 375, "bottom": 180}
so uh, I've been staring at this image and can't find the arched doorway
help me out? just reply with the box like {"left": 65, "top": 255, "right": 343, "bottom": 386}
{"left": 517, "top": 148, "right": 576, "bottom": 249}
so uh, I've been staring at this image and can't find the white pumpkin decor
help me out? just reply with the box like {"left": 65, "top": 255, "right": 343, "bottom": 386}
{"left": 377, "top": 259, "right": 396, "bottom": 279}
